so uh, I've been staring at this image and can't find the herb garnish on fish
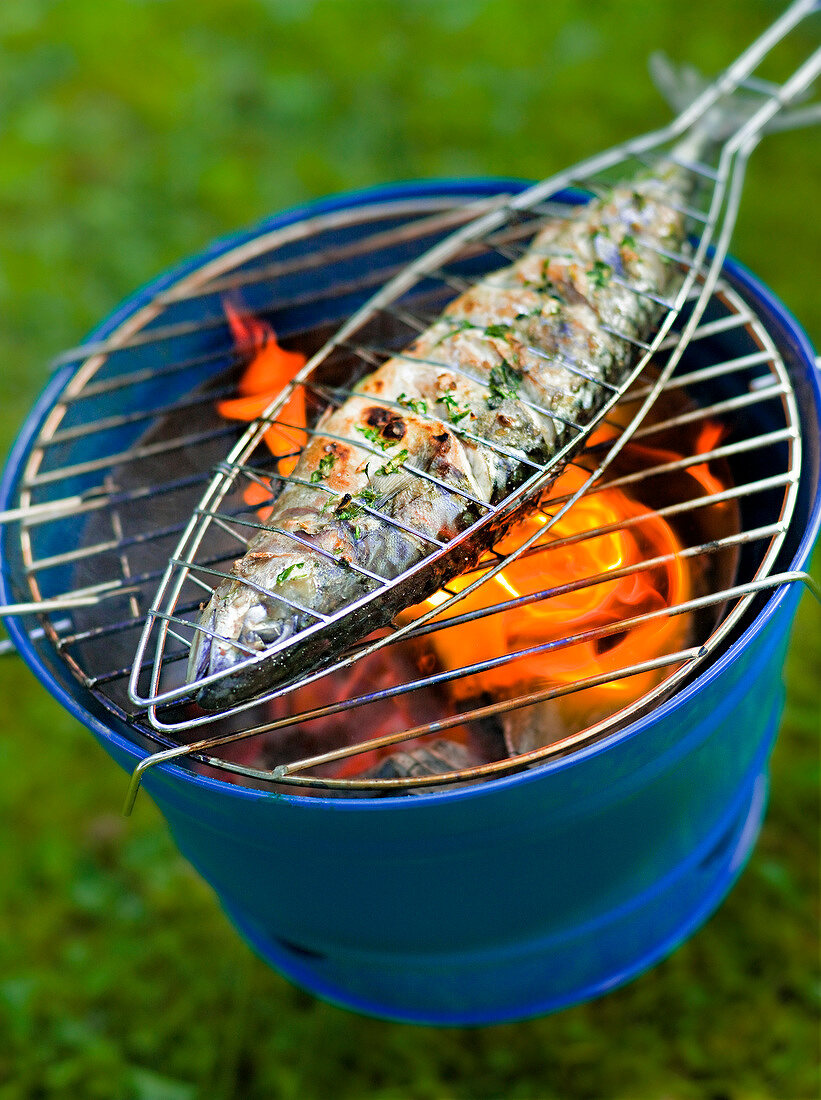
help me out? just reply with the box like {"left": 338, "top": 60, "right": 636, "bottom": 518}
{"left": 310, "top": 453, "right": 337, "bottom": 482}
{"left": 487, "top": 360, "right": 523, "bottom": 409}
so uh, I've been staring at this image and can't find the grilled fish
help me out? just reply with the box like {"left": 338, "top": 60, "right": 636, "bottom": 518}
{"left": 189, "top": 165, "right": 693, "bottom": 710}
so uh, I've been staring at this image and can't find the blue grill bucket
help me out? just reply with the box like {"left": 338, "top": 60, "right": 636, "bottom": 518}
{"left": 2, "top": 180, "right": 819, "bottom": 1026}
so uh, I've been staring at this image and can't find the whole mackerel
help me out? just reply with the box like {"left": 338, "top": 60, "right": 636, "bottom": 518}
{"left": 189, "top": 163, "right": 693, "bottom": 710}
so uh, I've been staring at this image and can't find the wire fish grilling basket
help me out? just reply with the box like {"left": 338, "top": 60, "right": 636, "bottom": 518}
{"left": 1, "top": 2, "right": 820, "bottom": 1026}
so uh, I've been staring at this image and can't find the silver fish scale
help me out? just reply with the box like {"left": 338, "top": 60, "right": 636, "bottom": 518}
{"left": 117, "top": 0, "right": 821, "bottom": 766}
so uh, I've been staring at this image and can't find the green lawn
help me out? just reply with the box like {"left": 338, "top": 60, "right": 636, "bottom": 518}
{"left": 0, "top": 1, "right": 818, "bottom": 1097}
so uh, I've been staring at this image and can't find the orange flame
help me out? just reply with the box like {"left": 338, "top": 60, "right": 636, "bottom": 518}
{"left": 217, "top": 301, "right": 308, "bottom": 484}
{"left": 689, "top": 420, "right": 728, "bottom": 497}
{"left": 404, "top": 462, "right": 690, "bottom": 716}
{"left": 401, "top": 418, "right": 730, "bottom": 739}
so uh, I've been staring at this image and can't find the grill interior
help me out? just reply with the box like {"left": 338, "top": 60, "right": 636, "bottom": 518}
{"left": 3, "top": 188, "right": 804, "bottom": 794}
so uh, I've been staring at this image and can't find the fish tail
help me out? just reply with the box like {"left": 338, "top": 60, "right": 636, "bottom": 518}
{"left": 649, "top": 51, "right": 812, "bottom": 144}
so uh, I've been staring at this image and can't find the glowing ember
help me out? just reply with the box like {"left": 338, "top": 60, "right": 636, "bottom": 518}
{"left": 211, "top": 641, "right": 476, "bottom": 782}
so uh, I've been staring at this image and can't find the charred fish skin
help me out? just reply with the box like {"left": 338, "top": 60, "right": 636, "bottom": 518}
{"left": 189, "top": 170, "right": 691, "bottom": 711}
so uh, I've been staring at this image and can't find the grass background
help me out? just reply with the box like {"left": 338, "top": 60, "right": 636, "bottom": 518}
{"left": 0, "top": 1, "right": 818, "bottom": 1096}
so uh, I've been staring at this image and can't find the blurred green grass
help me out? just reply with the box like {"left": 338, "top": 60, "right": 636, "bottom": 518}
{"left": 0, "top": 1, "right": 818, "bottom": 1096}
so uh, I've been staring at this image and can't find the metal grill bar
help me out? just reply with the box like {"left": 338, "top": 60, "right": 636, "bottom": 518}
{"left": 658, "top": 310, "right": 756, "bottom": 349}
{"left": 625, "top": 386, "right": 791, "bottom": 441}
{"left": 626, "top": 349, "right": 775, "bottom": 398}
{"left": 23, "top": 425, "right": 240, "bottom": 489}
{"left": 156, "top": 201, "right": 503, "bottom": 305}
{"left": 60, "top": 345, "right": 244, "bottom": 403}
{"left": 24, "top": 519, "right": 191, "bottom": 574}
{"left": 396, "top": 524, "right": 785, "bottom": 645}
{"left": 44, "top": 384, "right": 239, "bottom": 447}
{"left": 555, "top": 429, "right": 796, "bottom": 501}
{"left": 0, "top": 580, "right": 133, "bottom": 618}
{"left": 538, "top": 474, "right": 794, "bottom": 552}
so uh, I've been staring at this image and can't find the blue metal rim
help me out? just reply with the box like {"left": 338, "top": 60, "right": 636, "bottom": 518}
{"left": 2, "top": 177, "right": 819, "bottom": 810}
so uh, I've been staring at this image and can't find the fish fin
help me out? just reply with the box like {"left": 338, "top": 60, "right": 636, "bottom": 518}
{"left": 649, "top": 52, "right": 711, "bottom": 116}
{"left": 649, "top": 51, "right": 816, "bottom": 139}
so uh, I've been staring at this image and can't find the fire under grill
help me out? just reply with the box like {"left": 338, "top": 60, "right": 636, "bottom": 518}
{"left": 2, "top": 186, "right": 808, "bottom": 799}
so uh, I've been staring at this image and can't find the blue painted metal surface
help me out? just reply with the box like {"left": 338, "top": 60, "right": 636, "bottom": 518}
{"left": 2, "top": 180, "right": 819, "bottom": 1025}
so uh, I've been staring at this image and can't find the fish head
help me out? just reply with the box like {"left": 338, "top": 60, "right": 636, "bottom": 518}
{"left": 186, "top": 579, "right": 300, "bottom": 710}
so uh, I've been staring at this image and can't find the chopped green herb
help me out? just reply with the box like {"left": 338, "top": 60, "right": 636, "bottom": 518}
{"left": 587, "top": 260, "right": 612, "bottom": 289}
{"left": 332, "top": 482, "right": 384, "bottom": 524}
{"left": 335, "top": 501, "right": 364, "bottom": 523}
{"left": 355, "top": 425, "right": 393, "bottom": 451}
{"left": 620, "top": 233, "right": 636, "bottom": 251}
{"left": 397, "top": 392, "right": 428, "bottom": 415}
{"left": 376, "top": 448, "right": 409, "bottom": 477}
{"left": 487, "top": 358, "right": 523, "bottom": 409}
{"left": 484, "top": 322, "right": 512, "bottom": 340}
{"left": 353, "top": 524, "right": 363, "bottom": 540}
{"left": 275, "top": 562, "right": 306, "bottom": 585}
{"left": 525, "top": 274, "right": 566, "bottom": 302}
{"left": 632, "top": 190, "right": 646, "bottom": 211}
{"left": 309, "top": 452, "right": 337, "bottom": 483}
{"left": 433, "top": 317, "right": 478, "bottom": 347}
{"left": 589, "top": 225, "right": 612, "bottom": 246}
{"left": 439, "top": 390, "right": 471, "bottom": 423}
{"left": 483, "top": 322, "right": 521, "bottom": 363}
